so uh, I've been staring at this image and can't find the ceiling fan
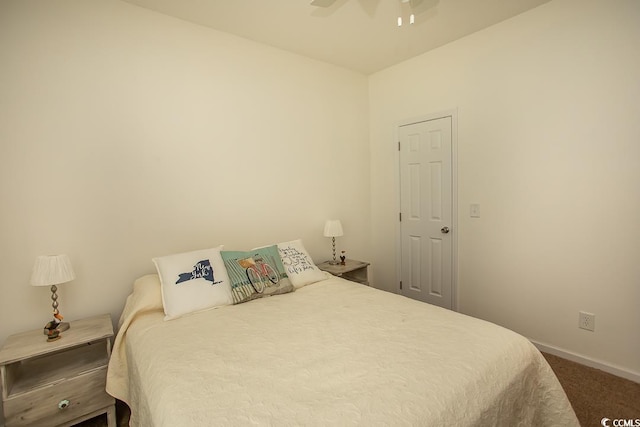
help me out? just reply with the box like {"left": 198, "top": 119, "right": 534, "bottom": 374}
{"left": 311, "top": 0, "right": 426, "bottom": 26}
{"left": 311, "top": 0, "right": 422, "bottom": 7}
{"left": 310, "top": 0, "right": 337, "bottom": 6}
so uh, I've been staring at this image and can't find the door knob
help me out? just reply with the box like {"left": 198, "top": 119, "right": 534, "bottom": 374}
{"left": 441, "top": 226, "right": 450, "bottom": 234}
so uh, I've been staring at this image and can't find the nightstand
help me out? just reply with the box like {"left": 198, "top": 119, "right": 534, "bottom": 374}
{"left": 0, "top": 314, "right": 115, "bottom": 427}
{"left": 317, "top": 259, "right": 370, "bottom": 286}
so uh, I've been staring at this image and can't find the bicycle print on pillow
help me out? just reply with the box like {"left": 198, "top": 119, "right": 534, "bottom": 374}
{"left": 221, "top": 245, "right": 294, "bottom": 304}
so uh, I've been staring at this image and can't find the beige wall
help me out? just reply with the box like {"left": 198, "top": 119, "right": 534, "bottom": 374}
{"left": 0, "top": 0, "right": 370, "bottom": 347}
{"left": 369, "top": 0, "right": 640, "bottom": 376}
{"left": 1, "top": 0, "right": 639, "bottom": 413}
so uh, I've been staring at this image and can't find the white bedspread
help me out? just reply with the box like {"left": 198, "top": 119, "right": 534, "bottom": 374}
{"left": 107, "top": 274, "right": 578, "bottom": 426}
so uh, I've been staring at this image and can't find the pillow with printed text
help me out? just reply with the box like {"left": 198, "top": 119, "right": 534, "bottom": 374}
{"left": 277, "top": 239, "right": 327, "bottom": 288}
{"left": 153, "top": 246, "right": 233, "bottom": 320}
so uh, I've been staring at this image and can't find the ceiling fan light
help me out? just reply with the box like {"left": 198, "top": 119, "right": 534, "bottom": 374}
{"left": 410, "top": 14, "right": 415, "bottom": 24}
{"left": 397, "top": 16, "right": 403, "bottom": 26}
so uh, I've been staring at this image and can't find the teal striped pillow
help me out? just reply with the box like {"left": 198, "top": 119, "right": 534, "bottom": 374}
{"left": 221, "top": 245, "right": 294, "bottom": 304}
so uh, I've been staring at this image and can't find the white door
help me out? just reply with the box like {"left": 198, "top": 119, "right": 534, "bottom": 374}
{"left": 399, "top": 116, "right": 454, "bottom": 309}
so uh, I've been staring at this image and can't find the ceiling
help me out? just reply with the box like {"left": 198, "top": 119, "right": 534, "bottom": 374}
{"left": 121, "top": 0, "right": 552, "bottom": 75}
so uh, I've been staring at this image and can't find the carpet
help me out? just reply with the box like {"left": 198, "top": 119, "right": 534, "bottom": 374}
{"left": 543, "top": 352, "right": 640, "bottom": 427}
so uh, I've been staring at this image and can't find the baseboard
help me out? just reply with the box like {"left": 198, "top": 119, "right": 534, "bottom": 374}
{"left": 531, "top": 340, "right": 640, "bottom": 384}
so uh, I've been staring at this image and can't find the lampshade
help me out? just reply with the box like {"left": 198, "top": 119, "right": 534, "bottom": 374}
{"left": 30, "top": 254, "right": 76, "bottom": 287}
{"left": 323, "top": 220, "right": 344, "bottom": 238}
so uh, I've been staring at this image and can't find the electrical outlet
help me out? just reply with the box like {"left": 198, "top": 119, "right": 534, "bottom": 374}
{"left": 579, "top": 311, "right": 595, "bottom": 331}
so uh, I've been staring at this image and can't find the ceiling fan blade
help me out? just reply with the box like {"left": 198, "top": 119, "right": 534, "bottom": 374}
{"left": 310, "top": 0, "right": 337, "bottom": 7}
{"left": 400, "top": 0, "right": 426, "bottom": 7}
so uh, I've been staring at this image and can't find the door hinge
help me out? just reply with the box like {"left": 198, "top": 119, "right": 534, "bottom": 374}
{"left": 399, "top": 212, "right": 402, "bottom": 222}
{"left": 398, "top": 141, "right": 400, "bottom": 151}
{"left": 400, "top": 281, "right": 403, "bottom": 290}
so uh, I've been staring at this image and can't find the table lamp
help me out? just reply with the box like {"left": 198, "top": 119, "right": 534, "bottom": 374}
{"left": 323, "top": 220, "right": 344, "bottom": 265}
{"left": 31, "top": 254, "right": 75, "bottom": 339}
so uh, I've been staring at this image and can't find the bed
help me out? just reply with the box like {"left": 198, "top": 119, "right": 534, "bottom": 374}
{"left": 106, "top": 272, "right": 579, "bottom": 426}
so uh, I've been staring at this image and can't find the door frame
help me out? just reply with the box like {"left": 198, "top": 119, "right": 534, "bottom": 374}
{"left": 395, "top": 109, "right": 459, "bottom": 311}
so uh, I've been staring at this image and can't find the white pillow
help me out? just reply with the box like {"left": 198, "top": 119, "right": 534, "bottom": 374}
{"left": 152, "top": 246, "right": 233, "bottom": 320}
{"left": 276, "top": 239, "right": 327, "bottom": 288}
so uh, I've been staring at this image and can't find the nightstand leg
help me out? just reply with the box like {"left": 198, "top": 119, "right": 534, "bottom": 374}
{"left": 106, "top": 404, "right": 116, "bottom": 427}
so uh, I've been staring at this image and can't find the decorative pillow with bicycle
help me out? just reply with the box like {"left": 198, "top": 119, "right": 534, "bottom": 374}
{"left": 221, "top": 245, "right": 294, "bottom": 304}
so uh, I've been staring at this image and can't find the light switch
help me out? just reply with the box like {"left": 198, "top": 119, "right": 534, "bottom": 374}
{"left": 470, "top": 204, "right": 480, "bottom": 218}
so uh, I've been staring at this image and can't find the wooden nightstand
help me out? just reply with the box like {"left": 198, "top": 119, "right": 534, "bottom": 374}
{"left": 317, "top": 259, "right": 370, "bottom": 286}
{"left": 0, "top": 314, "right": 115, "bottom": 427}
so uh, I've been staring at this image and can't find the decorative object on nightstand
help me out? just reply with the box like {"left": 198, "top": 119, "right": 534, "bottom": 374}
{"left": 323, "top": 219, "right": 343, "bottom": 265}
{"left": 340, "top": 250, "right": 346, "bottom": 266}
{"left": 30, "top": 254, "right": 76, "bottom": 341}
{"left": 317, "top": 259, "right": 370, "bottom": 286}
{"left": 0, "top": 314, "right": 116, "bottom": 427}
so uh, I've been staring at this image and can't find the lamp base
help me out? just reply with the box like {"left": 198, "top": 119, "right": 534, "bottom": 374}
{"left": 46, "top": 332, "right": 62, "bottom": 342}
{"left": 43, "top": 319, "right": 70, "bottom": 339}
{"left": 327, "top": 260, "right": 341, "bottom": 265}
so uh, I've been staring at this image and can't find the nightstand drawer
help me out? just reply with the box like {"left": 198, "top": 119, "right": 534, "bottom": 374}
{"left": 4, "top": 368, "right": 113, "bottom": 427}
